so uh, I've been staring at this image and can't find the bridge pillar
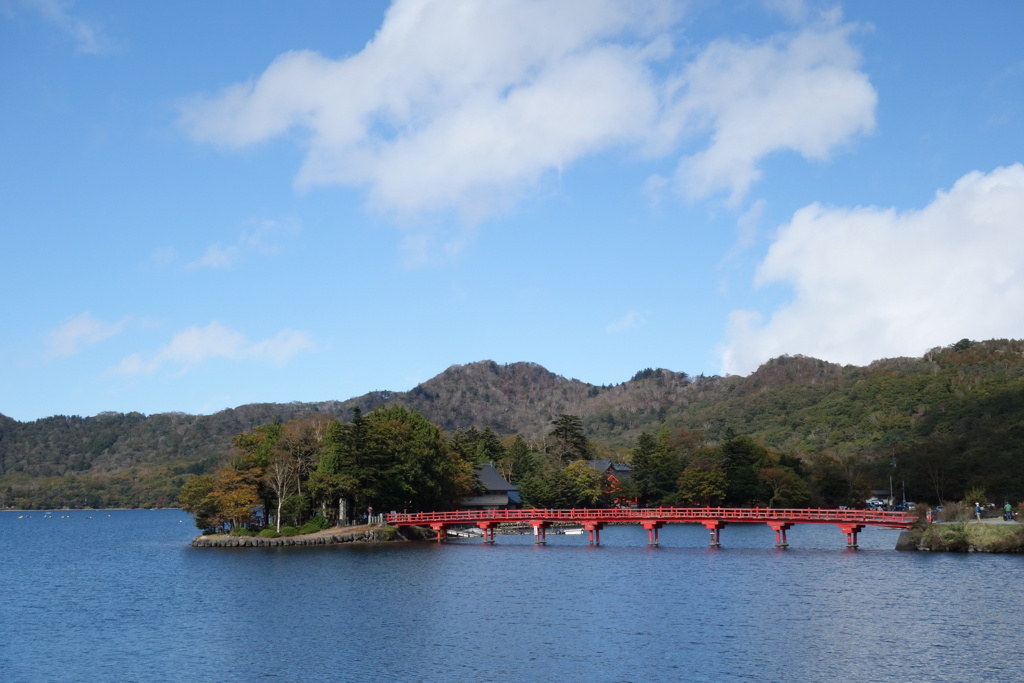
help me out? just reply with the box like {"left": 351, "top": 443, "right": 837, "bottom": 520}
{"left": 530, "top": 520, "right": 550, "bottom": 545}
{"left": 837, "top": 524, "right": 864, "bottom": 548}
{"left": 476, "top": 521, "right": 497, "bottom": 544}
{"left": 701, "top": 520, "right": 726, "bottom": 547}
{"left": 583, "top": 522, "right": 605, "bottom": 546}
{"left": 641, "top": 521, "right": 664, "bottom": 546}
{"left": 429, "top": 523, "right": 448, "bottom": 543}
{"left": 767, "top": 522, "right": 793, "bottom": 547}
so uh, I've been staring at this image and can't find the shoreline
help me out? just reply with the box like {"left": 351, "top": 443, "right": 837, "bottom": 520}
{"left": 190, "top": 524, "right": 431, "bottom": 548}
{"left": 897, "top": 520, "right": 1024, "bottom": 553}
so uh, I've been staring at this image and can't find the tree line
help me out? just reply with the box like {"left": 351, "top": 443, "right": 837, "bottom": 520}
{"left": 179, "top": 406, "right": 898, "bottom": 535}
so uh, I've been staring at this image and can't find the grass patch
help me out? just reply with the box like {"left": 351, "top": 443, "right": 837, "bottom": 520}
{"left": 915, "top": 523, "right": 1024, "bottom": 552}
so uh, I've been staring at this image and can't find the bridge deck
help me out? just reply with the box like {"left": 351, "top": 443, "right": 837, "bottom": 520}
{"left": 386, "top": 507, "right": 916, "bottom": 528}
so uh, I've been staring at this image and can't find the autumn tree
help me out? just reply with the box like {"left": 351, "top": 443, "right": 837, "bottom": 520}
{"left": 264, "top": 452, "right": 295, "bottom": 532}
{"left": 179, "top": 468, "right": 259, "bottom": 532}
{"left": 179, "top": 474, "right": 217, "bottom": 531}
{"left": 208, "top": 467, "right": 260, "bottom": 530}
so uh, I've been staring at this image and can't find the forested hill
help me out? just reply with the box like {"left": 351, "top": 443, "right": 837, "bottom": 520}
{"left": 3, "top": 338, "right": 1024, "bottom": 507}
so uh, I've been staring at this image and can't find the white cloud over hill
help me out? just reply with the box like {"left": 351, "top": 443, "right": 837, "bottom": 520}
{"left": 721, "top": 164, "right": 1024, "bottom": 374}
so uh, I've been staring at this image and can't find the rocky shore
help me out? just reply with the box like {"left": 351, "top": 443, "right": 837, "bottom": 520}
{"left": 191, "top": 524, "right": 429, "bottom": 548}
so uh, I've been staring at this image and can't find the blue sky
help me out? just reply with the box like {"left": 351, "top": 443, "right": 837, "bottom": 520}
{"left": 3, "top": 0, "right": 1023, "bottom": 422}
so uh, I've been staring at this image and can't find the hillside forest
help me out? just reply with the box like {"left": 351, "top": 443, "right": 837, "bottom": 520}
{"left": 3, "top": 339, "right": 1024, "bottom": 519}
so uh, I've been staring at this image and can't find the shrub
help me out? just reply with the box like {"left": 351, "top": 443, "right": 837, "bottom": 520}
{"left": 258, "top": 528, "right": 281, "bottom": 538}
{"left": 230, "top": 527, "right": 256, "bottom": 537}
{"left": 942, "top": 523, "right": 970, "bottom": 552}
{"left": 938, "top": 501, "right": 970, "bottom": 523}
{"left": 298, "top": 516, "right": 329, "bottom": 535}
{"left": 278, "top": 525, "right": 300, "bottom": 537}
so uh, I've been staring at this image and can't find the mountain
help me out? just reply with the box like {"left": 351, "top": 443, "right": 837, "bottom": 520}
{"left": 3, "top": 338, "right": 1024, "bottom": 507}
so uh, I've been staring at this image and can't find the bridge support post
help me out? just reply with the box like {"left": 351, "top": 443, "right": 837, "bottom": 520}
{"left": 641, "top": 521, "right": 664, "bottom": 546}
{"left": 429, "top": 523, "right": 448, "bottom": 543}
{"left": 530, "top": 520, "right": 550, "bottom": 545}
{"left": 701, "top": 520, "right": 726, "bottom": 547}
{"left": 583, "top": 522, "right": 605, "bottom": 546}
{"left": 837, "top": 524, "right": 864, "bottom": 548}
{"left": 476, "top": 521, "right": 496, "bottom": 544}
{"left": 768, "top": 522, "right": 792, "bottom": 547}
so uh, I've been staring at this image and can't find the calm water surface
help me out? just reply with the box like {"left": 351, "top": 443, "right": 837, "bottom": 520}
{"left": 2, "top": 510, "right": 1022, "bottom": 682}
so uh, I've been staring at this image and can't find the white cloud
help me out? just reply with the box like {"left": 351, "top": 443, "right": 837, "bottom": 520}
{"left": 720, "top": 164, "right": 1024, "bottom": 375}
{"left": 734, "top": 199, "right": 767, "bottom": 252}
{"left": 45, "top": 312, "right": 126, "bottom": 359}
{"left": 187, "top": 217, "right": 299, "bottom": 269}
{"left": 21, "top": 0, "right": 109, "bottom": 55}
{"left": 763, "top": 0, "right": 809, "bottom": 24}
{"left": 179, "top": 1, "right": 875, "bottom": 229}
{"left": 114, "top": 322, "right": 314, "bottom": 375}
{"left": 671, "top": 11, "right": 875, "bottom": 203}
{"left": 607, "top": 310, "right": 650, "bottom": 333}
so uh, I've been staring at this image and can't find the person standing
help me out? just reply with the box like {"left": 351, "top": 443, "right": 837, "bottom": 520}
{"left": 975, "top": 502, "right": 982, "bottom": 521}
{"left": 1005, "top": 501, "right": 1013, "bottom": 522}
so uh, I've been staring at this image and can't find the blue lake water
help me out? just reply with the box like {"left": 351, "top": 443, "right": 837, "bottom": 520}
{"left": 2, "top": 510, "right": 1023, "bottom": 682}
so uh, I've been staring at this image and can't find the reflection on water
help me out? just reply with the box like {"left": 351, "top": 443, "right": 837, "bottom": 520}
{"left": 2, "top": 511, "right": 1022, "bottom": 682}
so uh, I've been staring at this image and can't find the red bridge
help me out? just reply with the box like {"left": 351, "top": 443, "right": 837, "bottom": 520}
{"left": 386, "top": 507, "right": 916, "bottom": 548}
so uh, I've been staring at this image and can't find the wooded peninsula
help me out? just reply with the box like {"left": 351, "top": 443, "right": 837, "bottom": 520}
{"left": 3, "top": 338, "right": 1024, "bottom": 536}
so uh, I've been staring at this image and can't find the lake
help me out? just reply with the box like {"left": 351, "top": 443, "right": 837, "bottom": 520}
{"left": 2, "top": 510, "right": 1022, "bottom": 682}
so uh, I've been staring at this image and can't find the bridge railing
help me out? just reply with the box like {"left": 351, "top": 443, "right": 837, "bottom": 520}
{"left": 385, "top": 507, "right": 916, "bottom": 528}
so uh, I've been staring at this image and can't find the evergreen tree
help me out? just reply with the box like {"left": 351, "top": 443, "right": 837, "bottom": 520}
{"left": 548, "top": 414, "right": 591, "bottom": 463}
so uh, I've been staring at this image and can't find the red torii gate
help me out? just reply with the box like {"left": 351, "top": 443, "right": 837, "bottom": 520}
{"left": 385, "top": 507, "right": 916, "bottom": 548}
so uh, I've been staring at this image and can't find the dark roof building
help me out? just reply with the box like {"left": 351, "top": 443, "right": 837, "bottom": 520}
{"left": 461, "top": 463, "right": 522, "bottom": 510}
{"left": 586, "top": 460, "right": 632, "bottom": 482}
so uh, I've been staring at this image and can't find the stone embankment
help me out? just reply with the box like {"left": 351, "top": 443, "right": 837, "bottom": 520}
{"left": 191, "top": 524, "right": 426, "bottom": 548}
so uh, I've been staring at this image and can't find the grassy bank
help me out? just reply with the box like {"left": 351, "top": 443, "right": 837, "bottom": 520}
{"left": 903, "top": 522, "right": 1024, "bottom": 552}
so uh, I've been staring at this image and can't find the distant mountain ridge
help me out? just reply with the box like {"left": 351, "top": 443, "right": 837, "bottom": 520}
{"left": 3, "top": 340, "right": 1024, "bottom": 497}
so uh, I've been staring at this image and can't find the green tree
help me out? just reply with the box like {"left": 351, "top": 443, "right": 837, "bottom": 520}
{"left": 363, "top": 405, "right": 475, "bottom": 513}
{"left": 719, "top": 435, "right": 770, "bottom": 505}
{"left": 759, "top": 467, "right": 812, "bottom": 508}
{"left": 548, "top": 414, "right": 591, "bottom": 463}
{"left": 675, "top": 464, "right": 728, "bottom": 506}
{"left": 494, "top": 434, "right": 538, "bottom": 483}
{"left": 562, "top": 460, "right": 605, "bottom": 507}
{"left": 629, "top": 429, "right": 688, "bottom": 505}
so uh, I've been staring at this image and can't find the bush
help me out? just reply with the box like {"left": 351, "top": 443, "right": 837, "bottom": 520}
{"left": 938, "top": 501, "right": 970, "bottom": 523}
{"left": 258, "top": 528, "right": 281, "bottom": 538}
{"left": 281, "top": 494, "right": 312, "bottom": 527}
{"left": 941, "top": 523, "right": 970, "bottom": 552}
{"left": 298, "top": 516, "right": 329, "bottom": 535}
{"left": 278, "top": 525, "right": 300, "bottom": 537}
{"left": 230, "top": 527, "right": 256, "bottom": 537}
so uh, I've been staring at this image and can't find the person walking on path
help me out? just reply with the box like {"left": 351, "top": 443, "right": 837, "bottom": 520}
{"left": 1005, "top": 502, "right": 1013, "bottom": 521}
{"left": 975, "top": 502, "right": 982, "bottom": 521}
